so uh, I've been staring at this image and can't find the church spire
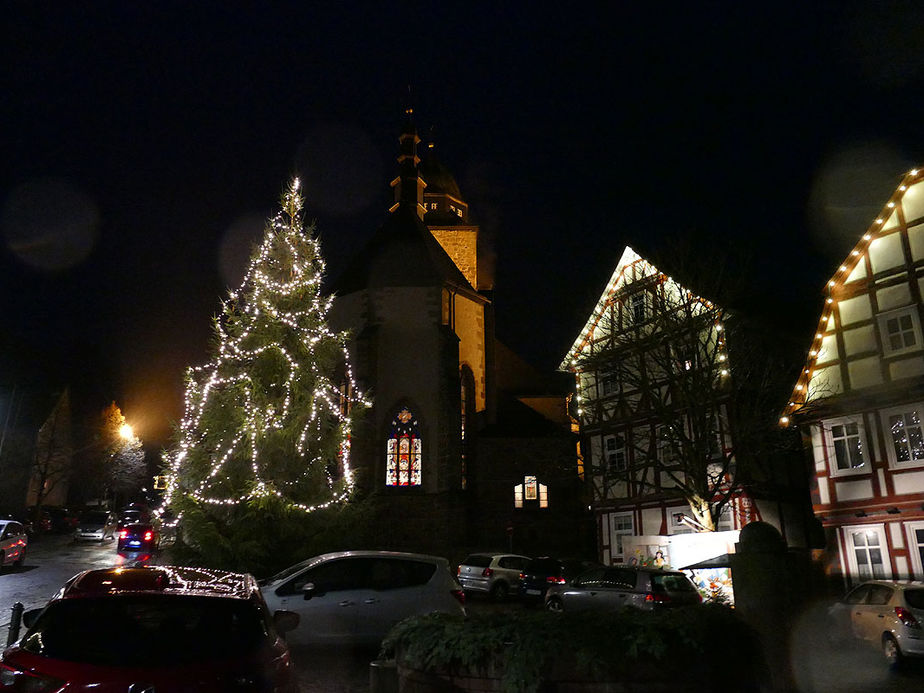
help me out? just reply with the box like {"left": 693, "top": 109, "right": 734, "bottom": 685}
{"left": 389, "top": 107, "right": 427, "bottom": 219}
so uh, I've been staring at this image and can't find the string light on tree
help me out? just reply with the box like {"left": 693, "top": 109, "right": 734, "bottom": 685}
{"left": 162, "top": 178, "right": 368, "bottom": 514}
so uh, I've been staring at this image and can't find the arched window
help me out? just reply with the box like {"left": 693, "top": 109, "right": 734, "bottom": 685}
{"left": 386, "top": 407, "right": 422, "bottom": 486}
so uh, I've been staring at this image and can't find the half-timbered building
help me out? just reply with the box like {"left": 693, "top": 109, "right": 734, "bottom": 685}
{"left": 560, "top": 247, "right": 796, "bottom": 564}
{"left": 783, "top": 166, "right": 924, "bottom": 586}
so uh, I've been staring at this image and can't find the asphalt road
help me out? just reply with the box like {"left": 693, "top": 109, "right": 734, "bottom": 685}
{"left": 4, "top": 538, "right": 924, "bottom": 692}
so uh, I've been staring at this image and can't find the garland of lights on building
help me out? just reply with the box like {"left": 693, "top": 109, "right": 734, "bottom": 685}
{"left": 162, "top": 179, "right": 368, "bottom": 514}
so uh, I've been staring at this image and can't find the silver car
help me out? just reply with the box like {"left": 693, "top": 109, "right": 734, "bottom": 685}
{"left": 73, "top": 510, "right": 117, "bottom": 542}
{"left": 260, "top": 550, "right": 466, "bottom": 646}
{"left": 0, "top": 519, "right": 28, "bottom": 569}
{"left": 828, "top": 580, "right": 924, "bottom": 667}
{"left": 457, "top": 553, "right": 531, "bottom": 601}
{"left": 545, "top": 565, "right": 702, "bottom": 612}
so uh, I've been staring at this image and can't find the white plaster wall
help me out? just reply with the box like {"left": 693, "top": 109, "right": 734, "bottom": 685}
{"left": 811, "top": 425, "right": 826, "bottom": 471}
{"left": 641, "top": 507, "right": 663, "bottom": 536}
{"left": 847, "top": 261, "right": 867, "bottom": 283}
{"left": 877, "top": 283, "right": 912, "bottom": 312}
{"left": 843, "top": 326, "right": 877, "bottom": 356}
{"left": 904, "top": 180, "right": 924, "bottom": 224}
{"left": 893, "top": 470, "right": 924, "bottom": 495}
{"left": 890, "top": 522, "right": 905, "bottom": 549}
{"left": 817, "top": 334, "right": 839, "bottom": 364}
{"left": 839, "top": 295, "right": 872, "bottom": 326}
{"left": 870, "top": 233, "right": 905, "bottom": 274}
{"left": 834, "top": 478, "right": 874, "bottom": 501}
{"left": 882, "top": 210, "right": 899, "bottom": 231}
{"left": 848, "top": 357, "right": 883, "bottom": 389}
{"left": 889, "top": 357, "right": 924, "bottom": 381}
{"left": 809, "top": 364, "right": 843, "bottom": 398}
{"left": 818, "top": 478, "right": 830, "bottom": 505}
{"left": 908, "top": 223, "right": 924, "bottom": 261}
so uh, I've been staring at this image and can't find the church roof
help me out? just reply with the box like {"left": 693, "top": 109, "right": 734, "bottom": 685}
{"left": 331, "top": 203, "right": 483, "bottom": 301}
{"left": 420, "top": 143, "right": 462, "bottom": 199}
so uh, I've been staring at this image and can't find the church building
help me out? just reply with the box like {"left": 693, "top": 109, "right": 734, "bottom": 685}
{"left": 330, "top": 111, "right": 591, "bottom": 558}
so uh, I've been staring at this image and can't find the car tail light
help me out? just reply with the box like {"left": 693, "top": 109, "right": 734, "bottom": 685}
{"left": 546, "top": 575, "right": 567, "bottom": 585}
{"left": 645, "top": 592, "right": 671, "bottom": 604}
{"left": 519, "top": 572, "right": 525, "bottom": 580}
{"left": 0, "top": 662, "right": 65, "bottom": 692}
{"left": 451, "top": 589, "right": 466, "bottom": 606}
{"left": 481, "top": 568, "right": 494, "bottom": 578}
{"left": 895, "top": 606, "right": 922, "bottom": 629}
{"left": 119, "top": 529, "right": 128, "bottom": 539}
{"left": 143, "top": 531, "right": 153, "bottom": 541}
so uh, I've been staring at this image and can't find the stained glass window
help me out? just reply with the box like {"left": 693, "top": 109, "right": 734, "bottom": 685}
{"left": 386, "top": 407, "right": 422, "bottom": 486}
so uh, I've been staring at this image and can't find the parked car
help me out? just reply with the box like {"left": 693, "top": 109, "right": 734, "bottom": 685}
{"left": 457, "top": 552, "right": 531, "bottom": 601}
{"left": 73, "top": 510, "right": 117, "bottom": 542}
{"left": 828, "top": 580, "right": 924, "bottom": 667}
{"left": 24, "top": 507, "right": 52, "bottom": 535}
{"left": 260, "top": 550, "right": 466, "bottom": 647}
{"left": 1, "top": 565, "right": 300, "bottom": 692}
{"left": 45, "top": 506, "right": 79, "bottom": 534}
{"left": 117, "top": 522, "right": 158, "bottom": 554}
{"left": 545, "top": 565, "right": 702, "bottom": 612}
{"left": 0, "top": 519, "right": 28, "bottom": 570}
{"left": 518, "top": 557, "right": 603, "bottom": 604}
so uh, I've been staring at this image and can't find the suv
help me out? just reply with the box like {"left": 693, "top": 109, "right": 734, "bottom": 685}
{"left": 261, "top": 550, "right": 466, "bottom": 646}
{"left": 457, "top": 552, "right": 531, "bottom": 601}
{"left": 545, "top": 565, "right": 702, "bottom": 612}
{"left": 518, "top": 557, "right": 602, "bottom": 604}
{"left": 1, "top": 565, "right": 300, "bottom": 692}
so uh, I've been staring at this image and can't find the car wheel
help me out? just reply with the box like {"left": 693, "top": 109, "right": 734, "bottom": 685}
{"left": 490, "top": 582, "right": 509, "bottom": 602}
{"left": 546, "top": 597, "right": 563, "bottom": 613}
{"left": 14, "top": 548, "right": 25, "bottom": 567}
{"left": 883, "top": 634, "right": 904, "bottom": 669}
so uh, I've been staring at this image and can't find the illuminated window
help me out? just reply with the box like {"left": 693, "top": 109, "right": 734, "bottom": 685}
{"left": 884, "top": 405, "right": 924, "bottom": 467}
{"left": 847, "top": 526, "right": 887, "bottom": 579}
{"left": 386, "top": 407, "right": 421, "bottom": 486}
{"left": 514, "top": 476, "right": 548, "bottom": 508}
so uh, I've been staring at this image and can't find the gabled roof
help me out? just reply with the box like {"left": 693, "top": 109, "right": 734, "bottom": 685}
{"left": 781, "top": 165, "right": 924, "bottom": 425}
{"left": 559, "top": 246, "right": 718, "bottom": 372}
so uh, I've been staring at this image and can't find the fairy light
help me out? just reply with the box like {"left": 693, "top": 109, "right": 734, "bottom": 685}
{"left": 781, "top": 165, "right": 924, "bottom": 426}
{"left": 162, "top": 179, "right": 368, "bottom": 513}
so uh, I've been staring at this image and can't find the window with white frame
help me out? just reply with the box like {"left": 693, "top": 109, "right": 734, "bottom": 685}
{"left": 845, "top": 525, "right": 888, "bottom": 579}
{"left": 907, "top": 522, "right": 924, "bottom": 578}
{"left": 823, "top": 417, "right": 867, "bottom": 476}
{"left": 882, "top": 404, "right": 924, "bottom": 467}
{"left": 604, "top": 435, "right": 627, "bottom": 473}
{"left": 879, "top": 307, "right": 921, "bottom": 355}
{"left": 609, "top": 512, "right": 634, "bottom": 562}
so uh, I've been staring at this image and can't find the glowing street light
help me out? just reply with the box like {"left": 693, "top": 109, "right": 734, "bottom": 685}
{"left": 119, "top": 423, "right": 134, "bottom": 440}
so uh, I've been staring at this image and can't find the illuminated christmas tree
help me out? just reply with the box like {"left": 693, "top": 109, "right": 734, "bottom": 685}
{"left": 163, "top": 179, "right": 366, "bottom": 518}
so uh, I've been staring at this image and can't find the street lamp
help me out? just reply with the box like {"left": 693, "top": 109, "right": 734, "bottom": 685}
{"left": 119, "top": 423, "right": 134, "bottom": 440}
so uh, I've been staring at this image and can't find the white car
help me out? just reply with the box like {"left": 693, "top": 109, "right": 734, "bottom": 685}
{"left": 0, "top": 519, "right": 28, "bottom": 569}
{"left": 457, "top": 552, "right": 531, "bottom": 600}
{"left": 828, "top": 580, "right": 924, "bottom": 666}
{"left": 260, "top": 550, "right": 466, "bottom": 646}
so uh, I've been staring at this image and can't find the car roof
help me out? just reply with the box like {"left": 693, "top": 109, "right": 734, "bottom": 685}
{"left": 463, "top": 552, "right": 530, "bottom": 560}
{"left": 61, "top": 566, "right": 259, "bottom": 600}
{"left": 267, "top": 550, "right": 450, "bottom": 580}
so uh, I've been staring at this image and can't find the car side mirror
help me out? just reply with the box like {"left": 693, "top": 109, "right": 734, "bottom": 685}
{"left": 22, "top": 608, "right": 42, "bottom": 629}
{"left": 302, "top": 582, "right": 316, "bottom": 600}
{"left": 273, "top": 609, "right": 300, "bottom": 634}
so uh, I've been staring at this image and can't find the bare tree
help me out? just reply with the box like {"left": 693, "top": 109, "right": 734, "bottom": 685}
{"left": 571, "top": 247, "right": 797, "bottom": 532}
{"left": 29, "top": 389, "right": 73, "bottom": 515}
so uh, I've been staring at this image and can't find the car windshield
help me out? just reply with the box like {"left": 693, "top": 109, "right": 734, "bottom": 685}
{"left": 21, "top": 595, "right": 270, "bottom": 666}
{"left": 905, "top": 588, "right": 924, "bottom": 609}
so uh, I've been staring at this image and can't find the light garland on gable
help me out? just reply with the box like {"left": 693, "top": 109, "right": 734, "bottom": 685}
{"left": 162, "top": 178, "right": 369, "bottom": 513}
{"left": 781, "top": 166, "right": 924, "bottom": 425}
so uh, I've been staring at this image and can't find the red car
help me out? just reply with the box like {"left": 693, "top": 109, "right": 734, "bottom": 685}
{"left": 0, "top": 565, "right": 301, "bottom": 692}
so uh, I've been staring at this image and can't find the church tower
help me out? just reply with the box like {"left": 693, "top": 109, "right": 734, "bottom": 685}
{"left": 330, "top": 110, "right": 492, "bottom": 552}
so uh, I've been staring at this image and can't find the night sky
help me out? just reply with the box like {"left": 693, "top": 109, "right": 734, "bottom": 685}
{"left": 3, "top": 2, "right": 924, "bottom": 450}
